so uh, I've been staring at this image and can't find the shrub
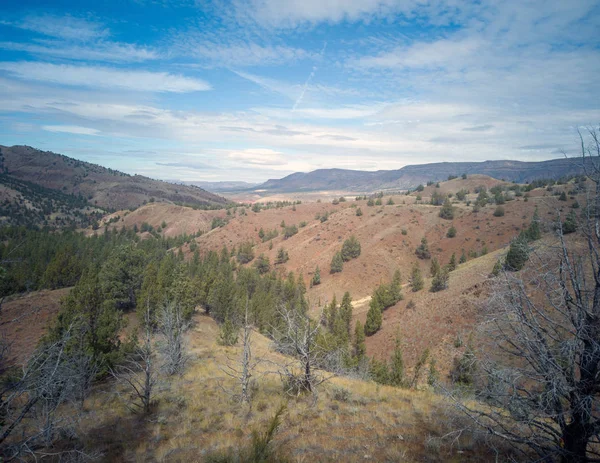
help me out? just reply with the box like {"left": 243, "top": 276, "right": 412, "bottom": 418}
{"left": 341, "top": 235, "right": 361, "bottom": 261}
{"left": 559, "top": 191, "right": 568, "bottom": 201}
{"left": 439, "top": 198, "right": 454, "bottom": 219}
{"left": 446, "top": 226, "right": 457, "bottom": 238}
{"left": 493, "top": 206, "right": 505, "bottom": 217}
{"left": 237, "top": 241, "right": 255, "bottom": 263}
{"left": 415, "top": 237, "right": 431, "bottom": 259}
{"left": 275, "top": 248, "right": 289, "bottom": 264}
{"left": 283, "top": 225, "right": 298, "bottom": 239}
{"left": 504, "top": 236, "right": 529, "bottom": 271}
{"left": 356, "top": 207, "right": 363, "bottom": 216}
{"left": 254, "top": 254, "right": 271, "bottom": 274}
{"left": 430, "top": 191, "right": 445, "bottom": 206}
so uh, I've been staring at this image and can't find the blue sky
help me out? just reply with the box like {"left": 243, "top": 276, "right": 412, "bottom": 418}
{"left": 0, "top": 0, "right": 599, "bottom": 182}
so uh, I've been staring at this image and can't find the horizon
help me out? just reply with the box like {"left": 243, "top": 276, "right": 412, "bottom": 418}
{"left": 0, "top": 1, "right": 598, "bottom": 183}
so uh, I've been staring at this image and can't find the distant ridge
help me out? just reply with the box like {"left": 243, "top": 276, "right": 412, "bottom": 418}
{"left": 0, "top": 145, "right": 229, "bottom": 213}
{"left": 255, "top": 157, "right": 589, "bottom": 193}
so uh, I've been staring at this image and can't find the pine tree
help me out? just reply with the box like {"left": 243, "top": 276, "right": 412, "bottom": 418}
{"left": 390, "top": 269, "right": 402, "bottom": 302}
{"left": 339, "top": 292, "right": 353, "bottom": 336}
{"left": 562, "top": 210, "right": 578, "bottom": 234}
{"left": 459, "top": 249, "right": 467, "bottom": 264}
{"left": 439, "top": 197, "right": 454, "bottom": 219}
{"left": 364, "top": 298, "right": 382, "bottom": 336}
{"left": 330, "top": 251, "right": 344, "bottom": 274}
{"left": 415, "top": 237, "right": 431, "bottom": 259}
{"left": 410, "top": 263, "right": 424, "bottom": 292}
{"left": 311, "top": 266, "right": 321, "bottom": 286}
{"left": 430, "top": 257, "right": 441, "bottom": 277}
{"left": 430, "top": 268, "right": 449, "bottom": 292}
{"left": 353, "top": 320, "right": 366, "bottom": 360}
{"left": 448, "top": 253, "right": 457, "bottom": 271}
{"left": 389, "top": 337, "right": 405, "bottom": 387}
{"left": 505, "top": 235, "right": 530, "bottom": 271}
{"left": 341, "top": 235, "right": 361, "bottom": 261}
{"left": 218, "top": 317, "right": 239, "bottom": 346}
{"left": 524, "top": 207, "right": 542, "bottom": 241}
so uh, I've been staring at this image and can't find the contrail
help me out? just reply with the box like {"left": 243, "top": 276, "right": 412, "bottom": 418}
{"left": 292, "top": 66, "right": 316, "bottom": 112}
{"left": 292, "top": 41, "right": 327, "bottom": 112}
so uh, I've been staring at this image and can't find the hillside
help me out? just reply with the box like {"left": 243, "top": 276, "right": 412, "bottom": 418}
{"left": 0, "top": 145, "right": 229, "bottom": 217}
{"left": 255, "top": 157, "right": 588, "bottom": 193}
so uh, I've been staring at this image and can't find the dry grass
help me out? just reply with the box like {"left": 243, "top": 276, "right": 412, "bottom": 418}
{"left": 77, "top": 314, "right": 516, "bottom": 462}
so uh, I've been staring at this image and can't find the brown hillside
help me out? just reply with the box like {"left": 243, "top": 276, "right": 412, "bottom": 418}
{"left": 0, "top": 145, "right": 229, "bottom": 211}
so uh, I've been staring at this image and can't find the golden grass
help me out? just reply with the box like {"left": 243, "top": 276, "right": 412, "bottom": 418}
{"left": 76, "top": 314, "right": 515, "bottom": 462}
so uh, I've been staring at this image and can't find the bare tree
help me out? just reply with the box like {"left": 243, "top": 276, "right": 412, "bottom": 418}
{"left": 453, "top": 127, "right": 600, "bottom": 462}
{"left": 110, "top": 306, "right": 156, "bottom": 414}
{"left": 220, "top": 300, "right": 262, "bottom": 404}
{"left": 158, "top": 301, "right": 188, "bottom": 376}
{"left": 0, "top": 324, "right": 93, "bottom": 460}
{"left": 271, "top": 303, "right": 336, "bottom": 396}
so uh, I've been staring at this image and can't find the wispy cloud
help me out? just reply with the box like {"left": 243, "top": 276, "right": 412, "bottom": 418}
{"left": 42, "top": 125, "right": 100, "bottom": 135}
{"left": 0, "top": 62, "right": 211, "bottom": 93}
{"left": 0, "top": 41, "right": 158, "bottom": 63}
{"left": 8, "top": 14, "right": 110, "bottom": 41}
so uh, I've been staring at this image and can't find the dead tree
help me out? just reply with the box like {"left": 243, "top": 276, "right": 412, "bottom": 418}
{"left": 220, "top": 300, "right": 262, "bottom": 404}
{"left": 271, "top": 303, "right": 335, "bottom": 396}
{"left": 0, "top": 324, "right": 92, "bottom": 459}
{"left": 453, "top": 126, "right": 600, "bottom": 462}
{"left": 158, "top": 301, "right": 188, "bottom": 376}
{"left": 110, "top": 306, "right": 156, "bottom": 414}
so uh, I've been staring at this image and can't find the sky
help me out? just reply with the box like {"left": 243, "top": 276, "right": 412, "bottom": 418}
{"left": 0, "top": 0, "right": 599, "bottom": 183}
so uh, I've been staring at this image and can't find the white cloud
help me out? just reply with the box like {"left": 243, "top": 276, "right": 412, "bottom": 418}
{"left": 0, "top": 62, "right": 211, "bottom": 93}
{"left": 235, "top": 0, "right": 418, "bottom": 28}
{"left": 228, "top": 148, "right": 287, "bottom": 165}
{"left": 351, "top": 37, "right": 482, "bottom": 69}
{"left": 0, "top": 41, "right": 158, "bottom": 63}
{"left": 42, "top": 125, "right": 100, "bottom": 135}
{"left": 11, "top": 14, "right": 110, "bottom": 41}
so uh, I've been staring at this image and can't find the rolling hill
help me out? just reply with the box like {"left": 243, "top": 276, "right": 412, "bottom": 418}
{"left": 255, "top": 157, "right": 588, "bottom": 193}
{"left": 0, "top": 145, "right": 229, "bottom": 227}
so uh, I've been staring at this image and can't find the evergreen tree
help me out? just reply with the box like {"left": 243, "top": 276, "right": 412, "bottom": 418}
{"left": 525, "top": 207, "right": 542, "bottom": 241}
{"left": 390, "top": 269, "right": 402, "bottom": 302}
{"left": 505, "top": 235, "right": 530, "bottom": 271}
{"left": 218, "top": 317, "right": 239, "bottom": 346}
{"left": 341, "top": 235, "right": 361, "bottom": 261}
{"left": 353, "top": 320, "right": 366, "bottom": 360}
{"left": 459, "top": 249, "right": 467, "bottom": 264}
{"left": 356, "top": 207, "right": 363, "bottom": 216}
{"left": 439, "top": 197, "right": 454, "bottom": 219}
{"left": 311, "top": 266, "right": 321, "bottom": 286}
{"left": 388, "top": 337, "right": 405, "bottom": 387}
{"left": 446, "top": 225, "right": 457, "bottom": 238}
{"left": 254, "top": 254, "right": 271, "bottom": 274}
{"left": 430, "top": 257, "right": 441, "bottom": 277}
{"left": 49, "top": 268, "right": 123, "bottom": 373}
{"left": 339, "top": 292, "right": 353, "bottom": 336}
{"left": 415, "top": 237, "right": 431, "bottom": 259}
{"left": 364, "top": 298, "right": 382, "bottom": 336}
{"left": 99, "top": 244, "right": 146, "bottom": 310}
{"left": 562, "top": 210, "right": 578, "bottom": 234}
{"left": 410, "top": 263, "right": 424, "bottom": 292}
{"left": 430, "top": 268, "right": 449, "bottom": 292}
{"left": 448, "top": 253, "right": 457, "bottom": 271}
{"left": 330, "top": 251, "right": 344, "bottom": 274}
